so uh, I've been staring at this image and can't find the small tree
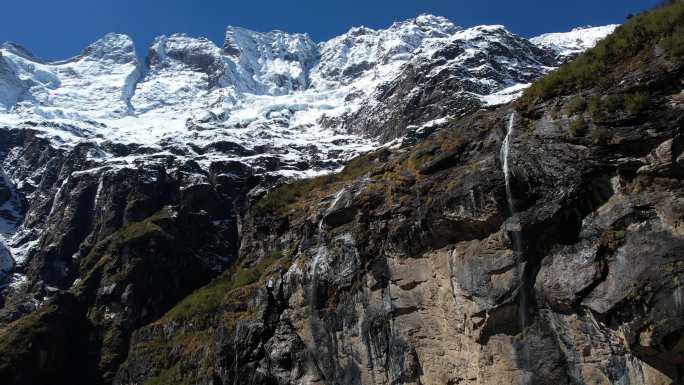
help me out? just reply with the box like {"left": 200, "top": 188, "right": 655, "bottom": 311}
{"left": 565, "top": 95, "right": 587, "bottom": 115}
{"left": 624, "top": 91, "right": 649, "bottom": 115}
{"left": 591, "top": 126, "right": 612, "bottom": 145}
{"left": 603, "top": 94, "right": 624, "bottom": 112}
{"left": 569, "top": 117, "right": 589, "bottom": 137}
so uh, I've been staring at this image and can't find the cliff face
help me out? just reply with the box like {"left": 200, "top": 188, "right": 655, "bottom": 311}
{"left": 1, "top": 4, "right": 683, "bottom": 385}
{"left": 121, "top": 6, "right": 684, "bottom": 384}
{"left": 115, "top": 12, "right": 684, "bottom": 383}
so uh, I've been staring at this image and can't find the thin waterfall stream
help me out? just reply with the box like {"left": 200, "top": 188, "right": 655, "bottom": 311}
{"left": 501, "top": 114, "right": 516, "bottom": 221}
{"left": 501, "top": 112, "right": 532, "bottom": 382}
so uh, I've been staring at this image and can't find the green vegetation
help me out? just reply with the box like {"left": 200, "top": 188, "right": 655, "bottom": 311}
{"left": 624, "top": 91, "right": 650, "bottom": 115}
{"left": 520, "top": 0, "right": 684, "bottom": 104}
{"left": 159, "top": 273, "right": 233, "bottom": 323}
{"left": 160, "top": 251, "right": 286, "bottom": 323}
{"left": 408, "top": 148, "right": 435, "bottom": 171}
{"left": 254, "top": 150, "right": 384, "bottom": 215}
{"left": 102, "top": 206, "right": 174, "bottom": 247}
{"left": 602, "top": 94, "right": 624, "bottom": 113}
{"left": 601, "top": 228, "right": 628, "bottom": 249}
{"left": 587, "top": 96, "right": 602, "bottom": 117}
{"left": 564, "top": 96, "right": 587, "bottom": 115}
{"left": 584, "top": 91, "right": 650, "bottom": 122}
{"left": 569, "top": 117, "right": 589, "bottom": 137}
{"left": 0, "top": 304, "right": 57, "bottom": 361}
{"left": 78, "top": 206, "right": 176, "bottom": 279}
{"left": 138, "top": 331, "right": 212, "bottom": 385}
{"left": 109, "top": 220, "right": 161, "bottom": 244}
{"left": 232, "top": 251, "right": 284, "bottom": 288}
{"left": 590, "top": 126, "right": 613, "bottom": 145}
{"left": 144, "top": 251, "right": 292, "bottom": 385}
{"left": 143, "top": 366, "right": 189, "bottom": 385}
{"left": 659, "top": 25, "right": 684, "bottom": 57}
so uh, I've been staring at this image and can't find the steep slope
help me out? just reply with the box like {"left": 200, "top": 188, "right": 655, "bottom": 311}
{"left": 310, "top": 14, "right": 460, "bottom": 89}
{"left": 344, "top": 24, "right": 557, "bottom": 141}
{"left": 108, "top": 3, "right": 683, "bottom": 385}
{"left": 0, "top": 13, "right": 625, "bottom": 385}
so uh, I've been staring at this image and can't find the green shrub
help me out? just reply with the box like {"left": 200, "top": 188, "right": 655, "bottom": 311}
{"left": 549, "top": 108, "right": 558, "bottom": 120}
{"left": 659, "top": 26, "right": 684, "bottom": 57}
{"left": 569, "top": 117, "right": 589, "bottom": 137}
{"left": 603, "top": 94, "right": 624, "bottom": 112}
{"left": 587, "top": 96, "right": 602, "bottom": 117}
{"left": 231, "top": 254, "right": 281, "bottom": 288}
{"left": 408, "top": 149, "right": 435, "bottom": 170}
{"left": 564, "top": 96, "right": 587, "bottom": 115}
{"left": 590, "top": 126, "right": 613, "bottom": 145}
{"left": 161, "top": 253, "right": 285, "bottom": 322}
{"left": 624, "top": 91, "right": 650, "bottom": 114}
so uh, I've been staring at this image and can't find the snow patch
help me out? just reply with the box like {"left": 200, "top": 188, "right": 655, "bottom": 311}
{"left": 531, "top": 25, "right": 619, "bottom": 59}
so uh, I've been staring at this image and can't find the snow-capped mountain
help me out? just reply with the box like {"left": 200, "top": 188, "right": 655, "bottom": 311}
{"left": 0, "top": 17, "right": 616, "bottom": 285}
{"left": 344, "top": 24, "right": 560, "bottom": 140}
{"left": 0, "top": 18, "right": 616, "bottom": 161}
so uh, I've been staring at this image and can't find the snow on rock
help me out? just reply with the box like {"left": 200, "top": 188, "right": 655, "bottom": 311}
{"left": 481, "top": 83, "right": 532, "bottom": 106}
{"left": 0, "top": 33, "right": 140, "bottom": 119}
{"left": 531, "top": 25, "right": 619, "bottom": 61}
{"left": 132, "top": 34, "right": 225, "bottom": 115}
{"left": 223, "top": 27, "right": 319, "bottom": 94}
{"left": 0, "top": 170, "right": 23, "bottom": 282}
{"left": 0, "top": 17, "right": 621, "bottom": 282}
{"left": 310, "top": 14, "right": 459, "bottom": 89}
{"left": 339, "top": 23, "right": 561, "bottom": 140}
{"left": 0, "top": 51, "right": 26, "bottom": 112}
{"left": 0, "top": 17, "right": 619, "bottom": 181}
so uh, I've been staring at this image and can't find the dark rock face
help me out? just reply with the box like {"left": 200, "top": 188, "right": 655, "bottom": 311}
{"left": 0, "top": 292, "right": 89, "bottom": 385}
{"left": 0, "top": 127, "right": 256, "bottom": 384}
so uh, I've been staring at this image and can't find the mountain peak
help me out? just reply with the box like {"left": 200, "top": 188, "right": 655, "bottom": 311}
{"left": 387, "top": 14, "right": 460, "bottom": 37}
{"left": 78, "top": 33, "right": 137, "bottom": 64}
{"left": 412, "top": 13, "right": 460, "bottom": 33}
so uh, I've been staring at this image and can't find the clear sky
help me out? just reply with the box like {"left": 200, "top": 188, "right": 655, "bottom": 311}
{"left": 1, "top": 0, "right": 662, "bottom": 61}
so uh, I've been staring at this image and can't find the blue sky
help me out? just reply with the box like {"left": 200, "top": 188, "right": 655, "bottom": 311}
{"left": 1, "top": 0, "right": 662, "bottom": 60}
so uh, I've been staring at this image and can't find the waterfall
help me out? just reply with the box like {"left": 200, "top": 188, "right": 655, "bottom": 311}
{"left": 310, "top": 219, "right": 326, "bottom": 310}
{"left": 501, "top": 113, "right": 522, "bottom": 251}
{"left": 501, "top": 112, "right": 526, "bottom": 320}
{"left": 501, "top": 113, "right": 516, "bottom": 218}
{"left": 501, "top": 113, "right": 531, "bottom": 382}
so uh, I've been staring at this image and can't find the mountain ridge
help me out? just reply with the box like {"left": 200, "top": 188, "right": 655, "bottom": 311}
{"left": 0, "top": 17, "right": 616, "bottom": 163}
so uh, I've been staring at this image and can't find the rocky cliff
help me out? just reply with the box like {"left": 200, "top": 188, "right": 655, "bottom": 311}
{"left": 115, "top": 4, "right": 684, "bottom": 385}
{"left": 1, "top": 3, "right": 682, "bottom": 385}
